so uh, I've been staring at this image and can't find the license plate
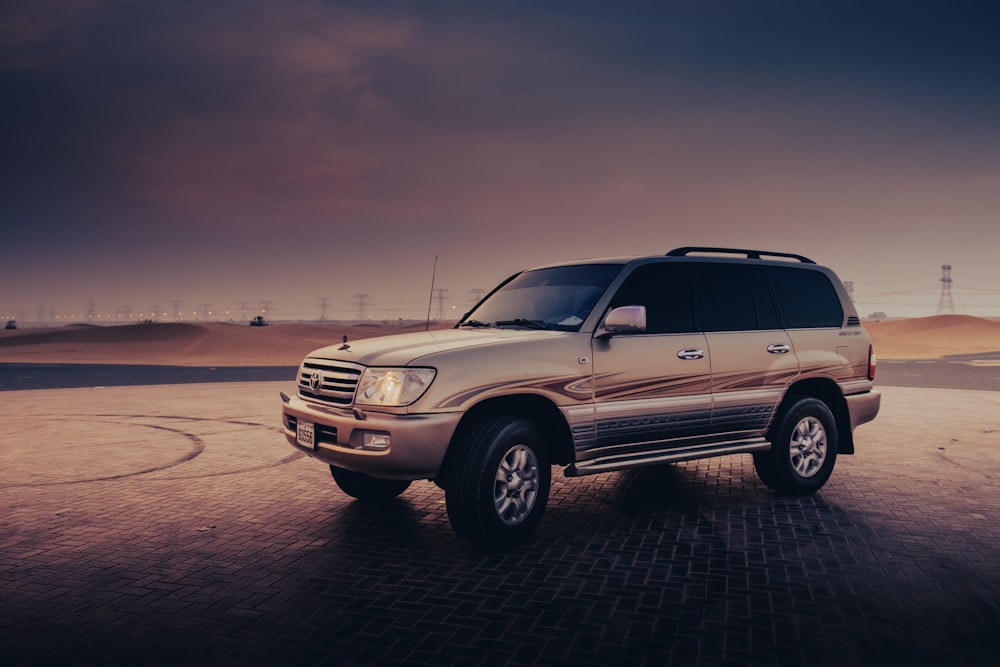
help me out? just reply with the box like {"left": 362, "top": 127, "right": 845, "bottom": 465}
{"left": 296, "top": 419, "right": 315, "bottom": 449}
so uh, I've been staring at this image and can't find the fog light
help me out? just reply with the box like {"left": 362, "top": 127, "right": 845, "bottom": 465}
{"left": 362, "top": 432, "right": 391, "bottom": 451}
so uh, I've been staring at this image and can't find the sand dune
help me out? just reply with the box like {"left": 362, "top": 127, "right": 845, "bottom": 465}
{"left": 1, "top": 315, "right": 997, "bottom": 365}
{"left": 865, "top": 315, "right": 1000, "bottom": 359}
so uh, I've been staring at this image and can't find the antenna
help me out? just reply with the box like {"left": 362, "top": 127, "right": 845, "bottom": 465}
{"left": 425, "top": 256, "right": 438, "bottom": 331}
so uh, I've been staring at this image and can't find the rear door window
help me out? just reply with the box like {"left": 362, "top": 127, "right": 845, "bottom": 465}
{"left": 697, "top": 265, "right": 779, "bottom": 332}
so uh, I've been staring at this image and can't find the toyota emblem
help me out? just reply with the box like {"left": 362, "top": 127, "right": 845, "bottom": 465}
{"left": 309, "top": 371, "right": 322, "bottom": 391}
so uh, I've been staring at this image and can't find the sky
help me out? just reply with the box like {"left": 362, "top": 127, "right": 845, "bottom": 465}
{"left": 3, "top": 0, "right": 1000, "bottom": 323}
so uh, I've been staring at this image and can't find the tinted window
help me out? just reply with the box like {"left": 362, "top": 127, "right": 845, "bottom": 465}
{"left": 698, "top": 265, "right": 760, "bottom": 331}
{"left": 609, "top": 264, "right": 695, "bottom": 334}
{"left": 749, "top": 268, "right": 780, "bottom": 330}
{"left": 767, "top": 267, "right": 844, "bottom": 328}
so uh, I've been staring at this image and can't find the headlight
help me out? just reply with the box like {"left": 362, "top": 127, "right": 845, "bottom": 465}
{"left": 356, "top": 368, "right": 436, "bottom": 407}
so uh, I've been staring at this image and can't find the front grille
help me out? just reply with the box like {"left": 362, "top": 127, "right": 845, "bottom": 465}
{"left": 298, "top": 359, "right": 365, "bottom": 406}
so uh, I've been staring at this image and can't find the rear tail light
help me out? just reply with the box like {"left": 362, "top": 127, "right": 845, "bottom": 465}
{"left": 868, "top": 345, "right": 877, "bottom": 381}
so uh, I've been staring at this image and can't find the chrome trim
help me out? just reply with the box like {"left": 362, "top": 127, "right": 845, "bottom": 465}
{"left": 298, "top": 358, "right": 365, "bottom": 407}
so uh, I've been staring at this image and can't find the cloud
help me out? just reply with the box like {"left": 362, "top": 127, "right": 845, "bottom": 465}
{"left": 4, "top": 1, "right": 1000, "bottom": 310}
{"left": 0, "top": 0, "right": 115, "bottom": 66}
{"left": 3, "top": 2, "right": 422, "bottom": 233}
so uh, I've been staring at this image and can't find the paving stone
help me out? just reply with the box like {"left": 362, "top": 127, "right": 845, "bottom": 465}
{"left": 1, "top": 383, "right": 1000, "bottom": 665}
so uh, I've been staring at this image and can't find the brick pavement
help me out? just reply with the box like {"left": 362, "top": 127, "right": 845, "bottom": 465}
{"left": 2, "top": 383, "right": 999, "bottom": 666}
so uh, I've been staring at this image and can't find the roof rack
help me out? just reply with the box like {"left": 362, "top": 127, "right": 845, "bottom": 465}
{"left": 665, "top": 246, "right": 816, "bottom": 264}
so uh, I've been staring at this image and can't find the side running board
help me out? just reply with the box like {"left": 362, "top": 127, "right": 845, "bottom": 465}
{"left": 565, "top": 437, "right": 770, "bottom": 477}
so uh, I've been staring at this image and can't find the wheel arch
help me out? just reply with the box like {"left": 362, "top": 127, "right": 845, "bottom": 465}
{"left": 771, "top": 378, "right": 854, "bottom": 455}
{"left": 435, "top": 393, "right": 574, "bottom": 490}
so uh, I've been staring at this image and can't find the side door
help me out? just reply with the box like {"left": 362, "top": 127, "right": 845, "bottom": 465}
{"left": 695, "top": 264, "right": 799, "bottom": 435}
{"left": 582, "top": 263, "right": 713, "bottom": 466}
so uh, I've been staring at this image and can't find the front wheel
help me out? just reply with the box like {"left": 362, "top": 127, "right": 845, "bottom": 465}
{"left": 754, "top": 397, "right": 839, "bottom": 495}
{"left": 444, "top": 417, "right": 551, "bottom": 547}
{"left": 329, "top": 465, "right": 411, "bottom": 502}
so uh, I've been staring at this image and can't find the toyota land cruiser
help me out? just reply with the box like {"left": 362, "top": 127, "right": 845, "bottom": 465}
{"left": 280, "top": 247, "right": 880, "bottom": 546}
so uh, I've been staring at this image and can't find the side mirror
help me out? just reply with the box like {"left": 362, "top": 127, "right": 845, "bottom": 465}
{"left": 599, "top": 305, "right": 646, "bottom": 337}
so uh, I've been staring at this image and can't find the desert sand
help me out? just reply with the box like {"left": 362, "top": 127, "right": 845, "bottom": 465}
{"left": 0, "top": 321, "right": 456, "bottom": 366}
{"left": 0, "top": 315, "right": 997, "bottom": 366}
{"left": 865, "top": 315, "right": 1000, "bottom": 359}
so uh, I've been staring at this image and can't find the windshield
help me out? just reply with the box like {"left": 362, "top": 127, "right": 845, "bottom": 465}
{"left": 460, "top": 264, "right": 623, "bottom": 331}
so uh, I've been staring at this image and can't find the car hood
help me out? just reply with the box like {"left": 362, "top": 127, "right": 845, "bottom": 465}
{"left": 305, "top": 328, "right": 565, "bottom": 367}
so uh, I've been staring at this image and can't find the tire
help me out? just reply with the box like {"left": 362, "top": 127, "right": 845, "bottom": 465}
{"left": 329, "top": 465, "right": 411, "bottom": 502}
{"left": 444, "top": 417, "right": 551, "bottom": 547}
{"left": 754, "top": 397, "right": 839, "bottom": 496}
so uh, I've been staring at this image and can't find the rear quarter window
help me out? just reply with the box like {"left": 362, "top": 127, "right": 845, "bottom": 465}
{"left": 767, "top": 267, "right": 844, "bottom": 328}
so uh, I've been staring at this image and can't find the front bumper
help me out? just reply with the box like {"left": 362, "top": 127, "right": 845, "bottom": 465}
{"left": 280, "top": 392, "right": 461, "bottom": 480}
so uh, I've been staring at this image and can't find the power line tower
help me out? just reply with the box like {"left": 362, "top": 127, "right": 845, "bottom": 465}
{"left": 434, "top": 288, "right": 449, "bottom": 320}
{"left": 937, "top": 265, "right": 955, "bottom": 315}
{"left": 200, "top": 303, "right": 212, "bottom": 320}
{"left": 171, "top": 299, "right": 182, "bottom": 321}
{"left": 151, "top": 304, "right": 161, "bottom": 321}
{"left": 259, "top": 300, "right": 274, "bottom": 318}
{"left": 468, "top": 288, "right": 486, "bottom": 304}
{"left": 352, "top": 293, "right": 371, "bottom": 320}
{"left": 238, "top": 301, "right": 249, "bottom": 319}
{"left": 86, "top": 298, "right": 96, "bottom": 320}
{"left": 317, "top": 297, "right": 331, "bottom": 321}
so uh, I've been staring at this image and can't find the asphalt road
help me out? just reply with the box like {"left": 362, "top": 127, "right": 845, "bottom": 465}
{"left": 0, "top": 363, "right": 298, "bottom": 391}
{"left": 4, "top": 354, "right": 1000, "bottom": 391}
{"left": 876, "top": 352, "right": 1000, "bottom": 391}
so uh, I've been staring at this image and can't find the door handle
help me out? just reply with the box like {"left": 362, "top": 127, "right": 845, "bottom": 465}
{"left": 677, "top": 349, "right": 705, "bottom": 360}
{"left": 767, "top": 344, "right": 791, "bottom": 354}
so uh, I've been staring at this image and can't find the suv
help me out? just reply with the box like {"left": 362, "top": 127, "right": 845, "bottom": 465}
{"left": 280, "top": 247, "right": 880, "bottom": 545}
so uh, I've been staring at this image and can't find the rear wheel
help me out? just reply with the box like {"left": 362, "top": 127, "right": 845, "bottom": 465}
{"left": 329, "top": 465, "right": 411, "bottom": 502}
{"left": 754, "top": 397, "right": 838, "bottom": 495}
{"left": 445, "top": 417, "right": 551, "bottom": 547}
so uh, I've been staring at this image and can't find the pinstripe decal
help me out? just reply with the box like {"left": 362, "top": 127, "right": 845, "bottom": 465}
{"left": 592, "top": 373, "right": 712, "bottom": 400}
{"left": 433, "top": 374, "right": 593, "bottom": 409}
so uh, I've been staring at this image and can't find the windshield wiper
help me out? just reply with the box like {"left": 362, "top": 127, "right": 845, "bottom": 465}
{"left": 494, "top": 318, "right": 549, "bottom": 330}
{"left": 458, "top": 319, "right": 491, "bottom": 328}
